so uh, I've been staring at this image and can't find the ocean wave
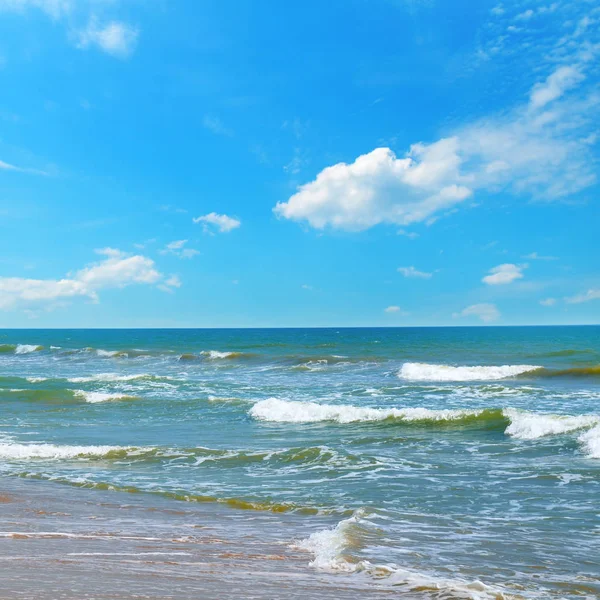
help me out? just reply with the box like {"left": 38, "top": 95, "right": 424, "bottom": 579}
{"left": 504, "top": 409, "right": 600, "bottom": 440}
{"left": 399, "top": 363, "right": 541, "bottom": 382}
{"left": 294, "top": 512, "right": 506, "bottom": 599}
{"left": 67, "top": 373, "right": 171, "bottom": 383}
{"left": 0, "top": 443, "right": 142, "bottom": 460}
{"left": 578, "top": 426, "right": 600, "bottom": 459}
{"left": 0, "top": 344, "right": 44, "bottom": 355}
{"left": 73, "top": 390, "right": 138, "bottom": 403}
{"left": 250, "top": 398, "right": 488, "bottom": 424}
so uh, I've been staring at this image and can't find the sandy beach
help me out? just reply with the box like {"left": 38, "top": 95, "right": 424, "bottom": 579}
{"left": 0, "top": 476, "right": 397, "bottom": 600}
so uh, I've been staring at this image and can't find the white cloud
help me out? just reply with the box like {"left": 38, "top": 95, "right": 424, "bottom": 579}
{"left": 529, "top": 65, "right": 584, "bottom": 110}
{"left": 565, "top": 289, "right": 600, "bottom": 304}
{"left": 398, "top": 266, "right": 432, "bottom": 279}
{"left": 77, "top": 18, "right": 138, "bottom": 58}
{"left": 202, "top": 115, "right": 233, "bottom": 137}
{"left": 274, "top": 141, "right": 471, "bottom": 231}
{"left": 482, "top": 263, "right": 525, "bottom": 285}
{"left": 0, "top": 248, "right": 174, "bottom": 311}
{"left": 274, "top": 55, "right": 597, "bottom": 232}
{"left": 540, "top": 297, "right": 556, "bottom": 306}
{"left": 158, "top": 274, "right": 182, "bottom": 293}
{"left": 384, "top": 305, "right": 404, "bottom": 313}
{"left": 160, "top": 239, "right": 199, "bottom": 259}
{"left": 515, "top": 9, "right": 534, "bottom": 21}
{"left": 193, "top": 212, "right": 241, "bottom": 233}
{"left": 454, "top": 303, "right": 500, "bottom": 323}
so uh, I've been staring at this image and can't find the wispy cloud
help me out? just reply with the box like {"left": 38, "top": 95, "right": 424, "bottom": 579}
{"left": 0, "top": 1, "right": 139, "bottom": 58}
{"left": 202, "top": 115, "right": 233, "bottom": 137}
{"left": 398, "top": 266, "right": 432, "bottom": 279}
{"left": 159, "top": 240, "right": 200, "bottom": 259}
{"left": 76, "top": 18, "right": 139, "bottom": 58}
{"left": 565, "top": 289, "right": 600, "bottom": 304}
{"left": 454, "top": 303, "right": 500, "bottom": 323}
{"left": 524, "top": 252, "right": 557, "bottom": 261}
{"left": 0, "top": 158, "right": 47, "bottom": 176}
{"left": 540, "top": 298, "right": 556, "bottom": 306}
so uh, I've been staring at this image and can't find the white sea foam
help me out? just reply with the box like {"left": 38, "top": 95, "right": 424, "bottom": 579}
{"left": 96, "top": 349, "right": 121, "bottom": 357}
{"left": 26, "top": 377, "right": 48, "bottom": 383}
{"left": 15, "top": 344, "right": 43, "bottom": 354}
{"left": 399, "top": 362, "right": 541, "bottom": 382}
{"left": 73, "top": 390, "right": 137, "bottom": 403}
{"left": 578, "top": 426, "right": 600, "bottom": 459}
{"left": 68, "top": 373, "right": 152, "bottom": 383}
{"left": 250, "top": 398, "right": 480, "bottom": 424}
{"left": 0, "top": 443, "right": 129, "bottom": 460}
{"left": 201, "top": 350, "right": 237, "bottom": 359}
{"left": 295, "top": 512, "right": 505, "bottom": 599}
{"left": 504, "top": 409, "right": 599, "bottom": 440}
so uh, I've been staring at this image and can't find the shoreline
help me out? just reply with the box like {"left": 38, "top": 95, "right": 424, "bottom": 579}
{"left": 0, "top": 475, "right": 388, "bottom": 600}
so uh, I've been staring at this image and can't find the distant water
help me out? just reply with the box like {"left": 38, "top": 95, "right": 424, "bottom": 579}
{"left": 0, "top": 327, "right": 599, "bottom": 599}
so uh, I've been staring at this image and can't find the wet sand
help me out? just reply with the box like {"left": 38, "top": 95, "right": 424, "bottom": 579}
{"left": 0, "top": 477, "right": 392, "bottom": 600}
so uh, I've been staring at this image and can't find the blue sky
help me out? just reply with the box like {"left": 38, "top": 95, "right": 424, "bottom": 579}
{"left": 0, "top": 0, "right": 598, "bottom": 327}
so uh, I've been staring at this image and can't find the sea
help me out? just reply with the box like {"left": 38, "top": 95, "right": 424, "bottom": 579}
{"left": 0, "top": 326, "right": 598, "bottom": 599}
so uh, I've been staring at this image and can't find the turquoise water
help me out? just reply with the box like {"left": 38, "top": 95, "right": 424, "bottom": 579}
{"left": 0, "top": 327, "right": 599, "bottom": 598}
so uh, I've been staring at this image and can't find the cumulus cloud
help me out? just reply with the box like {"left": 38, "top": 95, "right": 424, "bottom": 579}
{"left": 454, "top": 303, "right": 500, "bottom": 323}
{"left": 274, "top": 141, "right": 471, "bottom": 231}
{"left": 0, "top": 248, "right": 176, "bottom": 311}
{"left": 76, "top": 18, "right": 138, "bottom": 58}
{"left": 482, "top": 263, "right": 525, "bottom": 285}
{"left": 565, "top": 289, "right": 600, "bottom": 304}
{"left": 160, "top": 239, "right": 199, "bottom": 259}
{"left": 275, "top": 56, "right": 597, "bottom": 232}
{"left": 398, "top": 266, "right": 432, "bottom": 279}
{"left": 193, "top": 212, "right": 241, "bottom": 234}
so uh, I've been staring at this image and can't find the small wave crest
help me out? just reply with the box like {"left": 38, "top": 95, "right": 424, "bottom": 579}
{"left": 67, "top": 373, "right": 170, "bottom": 383}
{"left": 504, "top": 409, "right": 600, "bottom": 440}
{"left": 73, "top": 390, "right": 138, "bottom": 403}
{"left": 0, "top": 443, "right": 142, "bottom": 460}
{"left": 399, "top": 362, "right": 541, "bottom": 382}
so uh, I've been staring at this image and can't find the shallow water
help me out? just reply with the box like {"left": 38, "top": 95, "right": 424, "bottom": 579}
{"left": 0, "top": 327, "right": 599, "bottom": 598}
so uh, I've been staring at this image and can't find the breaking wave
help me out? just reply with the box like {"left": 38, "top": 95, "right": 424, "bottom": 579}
{"left": 294, "top": 511, "right": 506, "bottom": 599}
{"left": 0, "top": 443, "right": 142, "bottom": 460}
{"left": 399, "top": 362, "right": 600, "bottom": 381}
{"left": 73, "top": 390, "right": 139, "bottom": 403}
{"left": 251, "top": 400, "right": 600, "bottom": 458}
{"left": 250, "top": 398, "right": 491, "bottom": 425}
{"left": 399, "top": 362, "right": 541, "bottom": 382}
